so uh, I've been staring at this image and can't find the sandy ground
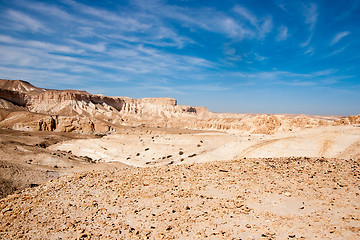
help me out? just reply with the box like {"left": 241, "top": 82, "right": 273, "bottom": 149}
{"left": 50, "top": 125, "right": 360, "bottom": 167}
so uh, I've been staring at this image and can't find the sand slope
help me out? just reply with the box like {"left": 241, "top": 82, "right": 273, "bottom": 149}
{"left": 49, "top": 125, "right": 360, "bottom": 167}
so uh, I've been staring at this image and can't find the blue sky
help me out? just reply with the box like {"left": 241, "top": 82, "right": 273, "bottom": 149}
{"left": 0, "top": 0, "right": 359, "bottom": 115}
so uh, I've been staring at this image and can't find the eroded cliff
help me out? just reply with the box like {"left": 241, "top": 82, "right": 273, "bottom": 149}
{"left": 0, "top": 79, "right": 359, "bottom": 134}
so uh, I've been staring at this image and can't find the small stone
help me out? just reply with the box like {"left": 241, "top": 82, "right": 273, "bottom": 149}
{"left": 245, "top": 224, "right": 251, "bottom": 228}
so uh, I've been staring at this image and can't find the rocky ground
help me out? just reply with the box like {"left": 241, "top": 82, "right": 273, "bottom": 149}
{"left": 0, "top": 156, "right": 359, "bottom": 239}
{"left": 0, "top": 128, "right": 127, "bottom": 198}
{"left": 0, "top": 118, "right": 359, "bottom": 239}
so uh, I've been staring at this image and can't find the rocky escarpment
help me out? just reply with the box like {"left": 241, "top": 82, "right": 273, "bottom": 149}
{"left": 0, "top": 109, "right": 115, "bottom": 134}
{"left": 0, "top": 79, "right": 209, "bottom": 134}
{"left": 0, "top": 79, "right": 359, "bottom": 135}
{"left": 0, "top": 79, "right": 207, "bottom": 118}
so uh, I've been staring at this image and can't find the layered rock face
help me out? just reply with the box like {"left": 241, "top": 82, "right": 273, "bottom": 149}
{"left": 0, "top": 79, "right": 202, "bottom": 116}
{"left": 0, "top": 79, "right": 210, "bottom": 133}
{"left": 0, "top": 79, "right": 359, "bottom": 134}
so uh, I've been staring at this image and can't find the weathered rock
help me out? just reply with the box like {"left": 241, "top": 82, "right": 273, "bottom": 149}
{"left": 1, "top": 79, "right": 359, "bottom": 135}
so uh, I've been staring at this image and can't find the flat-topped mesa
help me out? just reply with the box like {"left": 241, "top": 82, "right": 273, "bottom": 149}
{"left": 0, "top": 79, "right": 208, "bottom": 118}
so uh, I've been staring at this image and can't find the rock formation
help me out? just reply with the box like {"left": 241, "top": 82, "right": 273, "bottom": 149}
{"left": 0, "top": 79, "right": 359, "bottom": 134}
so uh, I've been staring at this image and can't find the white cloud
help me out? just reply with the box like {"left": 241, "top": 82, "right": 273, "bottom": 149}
{"left": 220, "top": 17, "right": 253, "bottom": 39}
{"left": 276, "top": 26, "right": 288, "bottom": 41}
{"left": 21, "top": 0, "right": 73, "bottom": 21}
{"left": 233, "top": 5, "right": 273, "bottom": 39}
{"left": 259, "top": 17, "right": 273, "bottom": 38}
{"left": 18, "top": 0, "right": 195, "bottom": 49}
{"left": 329, "top": 47, "right": 347, "bottom": 56}
{"left": 68, "top": 40, "right": 107, "bottom": 52}
{"left": 6, "top": 9, "right": 48, "bottom": 33}
{"left": 62, "top": 0, "right": 151, "bottom": 32}
{"left": 131, "top": 0, "right": 272, "bottom": 41}
{"left": 224, "top": 48, "right": 236, "bottom": 55}
{"left": 312, "top": 69, "right": 337, "bottom": 76}
{"left": 330, "top": 31, "right": 351, "bottom": 45}
{"left": 300, "top": 34, "right": 312, "bottom": 47}
{"left": 232, "top": 68, "right": 342, "bottom": 87}
{"left": 0, "top": 35, "right": 82, "bottom": 54}
{"left": 304, "top": 47, "right": 314, "bottom": 56}
{"left": 254, "top": 53, "right": 266, "bottom": 61}
{"left": 277, "top": 3, "right": 287, "bottom": 12}
{"left": 303, "top": 3, "right": 318, "bottom": 30}
{"left": 233, "top": 5, "right": 258, "bottom": 27}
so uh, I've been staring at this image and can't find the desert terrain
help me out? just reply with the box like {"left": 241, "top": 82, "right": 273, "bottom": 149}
{"left": 0, "top": 79, "right": 359, "bottom": 239}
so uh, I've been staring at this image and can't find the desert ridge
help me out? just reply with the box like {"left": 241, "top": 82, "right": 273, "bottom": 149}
{"left": 1, "top": 79, "right": 359, "bottom": 135}
{"left": 0, "top": 79, "right": 359, "bottom": 239}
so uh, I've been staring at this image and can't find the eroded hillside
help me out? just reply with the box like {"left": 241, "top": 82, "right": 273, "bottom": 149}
{"left": 1, "top": 79, "right": 359, "bottom": 135}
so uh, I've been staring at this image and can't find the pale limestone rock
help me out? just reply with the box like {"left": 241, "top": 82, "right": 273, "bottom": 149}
{"left": 0, "top": 79, "right": 359, "bottom": 135}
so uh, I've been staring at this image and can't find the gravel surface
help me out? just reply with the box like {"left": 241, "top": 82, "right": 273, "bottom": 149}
{"left": 1, "top": 157, "right": 359, "bottom": 239}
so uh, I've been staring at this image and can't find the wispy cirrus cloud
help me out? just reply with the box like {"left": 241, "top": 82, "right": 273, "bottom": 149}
{"left": 300, "top": 34, "right": 313, "bottom": 47}
{"left": 231, "top": 5, "right": 273, "bottom": 39}
{"left": 20, "top": 0, "right": 73, "bottom": 21}
{"left": 328, "top": 46, "right": 347, "bottom": 57}
{"left": 303, "top": 3, "right": 318, "bottom": 30}
{"left": 68, "top": 39, "right": 107, "bottom": 52}
{"left": 276, "top": 26, "right": 288, "bottom": 41}
{"left": 233, "top": 5, "right": 273, "bottom": 39}
{"left": 330, "top": 31, "right": 351, "bottom": 45}
{"left": 0, "top": 34, "right": 81, "bottom": 54}
{"left": 0, "top": 30, "right": 216, "bottom": 89}
{"left": 233, "top": 6, "right": 258, "bottom": 27}
{"left": 4, "top": 9, "right": 49, "bottom": 33}
{"left": 132, "top": 0, "right": 273, "bottom": 41}
{"left": 304, "top": 47, "right": 315, "bottom": 56}
{"left": 232, "top": 68, "right": 348, "bottom": 87}
{"left": 62, "top": 0, "right": 151, "bottom": 32}
{"left": 16, "top": 0, "right": 193, "bottom": 49}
